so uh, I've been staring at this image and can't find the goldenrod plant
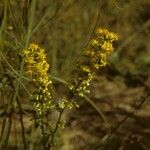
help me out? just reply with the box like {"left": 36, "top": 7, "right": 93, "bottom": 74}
{"left": 20, "top": 28, "right": 118, "bottom": 149}
{"left": 21, "top": 43, "right": 80, "bottom": 149}
{"left": 69, "top": 28, "right": 118, "bottom": 97}
{"left": 22, "top": 43, "right": 53, "bottom": 116}
{"left": 0, "top": 0, "right": 118, "bottom": 149}
{"left": 1, "top": 0, "right": 149, "bottom": 150}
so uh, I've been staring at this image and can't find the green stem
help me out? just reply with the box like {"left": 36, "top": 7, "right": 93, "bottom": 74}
{"left": 0, "top": 0, "right": 8, "bottom": 51}
{"left": 26, "top": 0, "right": 36, "bottom": 45}
{"left": 84, "top": 95, "right": 109, "bottom": 128}
{"left": 17, "top": 97, "right": 27, "bottom": 150}
{"left": 49, "top": 109, "right": 65, "bottom": 150}
{"left": 50, "top": 75, "right": 109, "bottom": 126}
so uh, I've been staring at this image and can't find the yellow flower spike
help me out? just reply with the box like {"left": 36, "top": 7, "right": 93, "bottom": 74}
{"left": 70, "top": 28, "right": 118, "bottom": 97}
{"left": 22, "top": 43, "right": 53, "bottom": 116}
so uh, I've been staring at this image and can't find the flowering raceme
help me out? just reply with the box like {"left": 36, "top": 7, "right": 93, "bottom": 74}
{"left": 69, "top": 28, "right": 118, "bottom": 97}
{"left": 22, "top": 43, "right": 53, "bottom": 116}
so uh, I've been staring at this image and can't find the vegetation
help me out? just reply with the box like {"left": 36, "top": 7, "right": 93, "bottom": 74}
{"left": 0, "top": 0, "right": 150, "bottom": 150}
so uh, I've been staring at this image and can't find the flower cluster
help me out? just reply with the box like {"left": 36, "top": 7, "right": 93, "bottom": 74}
{"left": 58, "top": 97, "right": 79, "bottom": 110}
{"left": 69, "top": 28, "right": 118, "bottom": 97}
{"left": 22, "top": 43, "right": 53, "bottom": 116}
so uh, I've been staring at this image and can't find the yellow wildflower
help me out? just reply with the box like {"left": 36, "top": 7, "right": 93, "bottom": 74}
{"left": 69, "top": 28, "right": 118, "bottom": 97}
{"left": 22, "top": 43, "right": 53, "bottom": 116}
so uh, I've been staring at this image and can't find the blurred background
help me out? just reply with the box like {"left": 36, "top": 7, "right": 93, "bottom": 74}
{"left": 0, "top": 0, "right": 150, "bottom": 149}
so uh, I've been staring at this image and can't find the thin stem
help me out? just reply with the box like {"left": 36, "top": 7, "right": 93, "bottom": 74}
{"left": 49, "top": 75, "right": 109, "bottom": 126}
{"left": 3, "top": 116, "right": 12, "bottom": 149}
{"left": 0, "top": 117, "right": 7, "bottom": 143}
{"left": 84, "top": 95, "right": 110, "bottom": 128}
{"left": 0, "top": 0, "right": 8, "bottom": 51}
{"left": 8, "top": 0, "right": 22, "bottom": 40}
{"left": 0, "top": 109, "right": 13, "bottom": 150}
{"left": 17, "top": 97, "right": 27, "bottom": 150}
{"left": 48, "top": 109, "right": 65, "bottom": 150}
{"left": 84, "top": 0, "right": 101, "bottom": 48}
{"left": 26, "top": 0, "right": 36, "bottom": 45}
{"left": 31, "top": 0, "right": 60, "bottom": 35}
